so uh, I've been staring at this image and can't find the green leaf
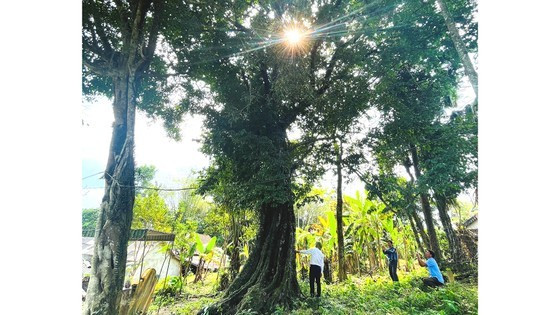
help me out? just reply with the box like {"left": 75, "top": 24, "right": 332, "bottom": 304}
{"left": 195, "top": 234, "right": 204, "bottom": 254}
{"left": 188, "top": 243, "right": 197, "bottom": 257}
{"left": 327, "top": 211, "right": 337, "bottom": 239}
{"left": 205, "top": 236, "right": 217, "bottom": 254}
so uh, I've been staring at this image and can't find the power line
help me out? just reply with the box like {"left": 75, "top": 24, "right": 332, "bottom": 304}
{"left": 82, "top": 171, "right": 104, "bottom": 180}
{"left": 81, "top": 186, "right": 198, "bottom": 191}
{"left": 82, "top": 174, "right": 294, "bottom": 192}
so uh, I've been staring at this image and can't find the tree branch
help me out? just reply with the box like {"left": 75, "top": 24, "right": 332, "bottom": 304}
{"left": 317, "top": 40, "right": 348, "bottom": 95}
{"left": 83, "top": 57, "right": 112, "bottom": 77}
{"left": 92, "top": 12, "right": 115, "bottom": 56}
{"left": 127, "top": 0, "right": 151, "bottom": 71}
{"left": 138, "top": 0, "right": 164, "bottom": 73}
{"left": 309, "top": 40, "right": 322, "bottom": 90}
{"left": 114, "top": 0, "right": 132, "bottom": 44}
{"left": 83, "top": 40, "right": 109, "bottom": 62}
{"left": 347, "top": 165, "right": 396, "bottom": 213}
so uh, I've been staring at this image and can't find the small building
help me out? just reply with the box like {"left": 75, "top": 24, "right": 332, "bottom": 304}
{"left": 463, "top": 214, "right": 478, "bottom": 235}
{"left": 82, "top": 229, "right": 180, "bottom": 282}
{"left": 82, "top": 230, "right": 226, "bottom": 283}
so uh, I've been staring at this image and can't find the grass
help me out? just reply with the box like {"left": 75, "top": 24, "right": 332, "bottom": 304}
{"left": 150, "top": 269, "right": 477, "bottom": 314}
{"left": 149, "top": 273, "right": 221, "bottom": 314}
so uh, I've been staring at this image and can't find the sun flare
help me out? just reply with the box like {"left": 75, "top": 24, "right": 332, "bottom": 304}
{"left": 284, "top": 28, "right": 304, "bottom": 45}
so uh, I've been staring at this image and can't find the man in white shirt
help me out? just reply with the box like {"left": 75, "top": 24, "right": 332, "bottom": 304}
{"left": 297, "top": 242, "right": 325, "bottom": 298}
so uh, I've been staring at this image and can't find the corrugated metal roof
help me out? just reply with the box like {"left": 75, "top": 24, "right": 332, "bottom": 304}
{"left": 82, "top": 229, "right": 175, "bottom": 242}
{"left": 463, "top": 214, "right": 478, "bottom": 227}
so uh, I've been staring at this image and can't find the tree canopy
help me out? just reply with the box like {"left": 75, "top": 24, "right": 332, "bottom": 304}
{"left": 82, "top": 0, "right": 478, "bottom": 313}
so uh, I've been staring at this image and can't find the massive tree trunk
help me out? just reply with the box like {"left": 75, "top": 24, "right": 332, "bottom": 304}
{"left": 434, "top": 194, "right": 465, "bottom": 263}
{"left": 83, "top": 76, "right": 137, "bottom": 315}
{"left": 203, "top": 202, "right": 300, "bottom": 314}
{"left": 83, "top": 1, "right": 164, "bottom": 313}
{"left": 203, "top": 124, "right": 300, "bottom": 314}
{"left": 434, "top": 0, "right": 478, "bottom": 98}
{"left": 409, "top": 145, "right": 442, "bottom": 260}
{"left": 335, "top": 140, "right": 346, "bottom": 282}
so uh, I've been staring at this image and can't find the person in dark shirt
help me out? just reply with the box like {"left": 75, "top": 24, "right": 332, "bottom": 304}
{"left": 383, "top": 240, "right": 399, "bottom": 282}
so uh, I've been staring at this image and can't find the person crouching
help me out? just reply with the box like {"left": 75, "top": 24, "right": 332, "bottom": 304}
{"left": 417, "top": 250, "right": 445, "bottom": 287}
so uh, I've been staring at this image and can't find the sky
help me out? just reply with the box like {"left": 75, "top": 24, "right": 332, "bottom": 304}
{"left": 80, "top": 96, "right": 370, "bottom": 209}
{"left": 81, "top": 74, "right": 476, "bottom": 210}
{"left": 81, "top": 80, "right": 475, "bottom": 210}
{"left": 81, "top": 97, "right": 209, "bottom": 208}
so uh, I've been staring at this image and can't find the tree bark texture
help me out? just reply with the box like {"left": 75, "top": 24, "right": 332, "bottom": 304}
{"left": 335, "top": 140, "right": 346, "bottom": 282}
{"left": 410, "top": 209, "right": 430, "bottom": 251}
{"left": 435, "top": 194, "right": 465, "bottom": 263}
{"left": 83, "top": 76, "right": 137, "bottom": 315}
{"left": 83, "top": 1, "right": 164, "bottom": 312}
{"left": 409, "top": 145, "right": 442, "bottom": 260}
{"left": 407, "top": 212, "right": 425, "bottom": 253}
{"left": 457, "top": 227, "right": 478, "bottom": 262}
{"left": 229, "top": 213, "right": 241, "bottom": 282}
{"left": 202, "top": 202, "right": 300, "bottom": 314}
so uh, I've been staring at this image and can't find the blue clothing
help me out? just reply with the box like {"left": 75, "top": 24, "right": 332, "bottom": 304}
{"left": 426, "top": 258, "right": 444, "bottom": 284}
{"left": 383, "top": 247, "right": 398, "bottom": 261}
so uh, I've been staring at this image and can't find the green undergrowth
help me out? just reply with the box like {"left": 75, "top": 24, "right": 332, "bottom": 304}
{"left": 149, "top": 273, "right": 221, "bottom": 314}
{"left": 284, "top": 270, "right": 478, "bottom": 315}
{"left": 151, "top": 269, "right": 477, "bottom": 314}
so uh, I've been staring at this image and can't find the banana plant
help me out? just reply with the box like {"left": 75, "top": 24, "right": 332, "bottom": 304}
{"left": 309, "top": 210, "right": 338, "bottom": 263}
{"left": 295, "top": 227, "right": 316, "bottom": 278}
{"left": 194, "top": 235, "right": 217, "bottom": 283}
{"left": 345, "top": 191, "right": 393, "bottom": 274}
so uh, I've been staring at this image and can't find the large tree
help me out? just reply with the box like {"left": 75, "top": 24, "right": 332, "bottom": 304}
{"left": 82, "top": 0, "right": 196, "bottom": 313}
{"left": 420, "top": 108, "right": 477, "bottom": 263}
{"left": 358, "top": 0, "right": 477, "bottom": 263}
{"left": 357, "top": 0, "right": 466, "bottom": 260}
{"left": 184, "top": 0, "right": 387, "bottom": 312}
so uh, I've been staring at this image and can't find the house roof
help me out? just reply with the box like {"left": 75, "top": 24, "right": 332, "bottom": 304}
{"left": 82, "top": 229, "right": 175, "bottom": 242}
{"left": 463, "top": 214, "right": 478, "bottom": 227}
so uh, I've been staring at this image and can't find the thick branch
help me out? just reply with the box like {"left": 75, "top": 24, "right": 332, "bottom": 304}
{"left": 127, "top": 0, "right": 151, "bottom": 71}
{"left": 138, "top": 0, "right": 164, "bottom": 72}
{"left": 83, "top": 37, "right": 108, "bottom": 61}
{"left": 84, "top": 21, "right": 111, "bottom": 61}
{"left": 317, "top": 44, "right": 342, "bottom": 95}
{"left": 92, "top": 12, "right": 115, "bottom": 56}
{"left": 403, "top": 155, "right": 416, "bottom": 182}
{"left": 114, "top": 0, "right": 132, "bottom": 43}
{"left": 309, "top": 40, "right": 322, "bottom": 90}
{"left": 83, "top": 58, "right": 111, "bottom": 77}
{"left": 316, "top": 37, "right": 358, "bottom": 95}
